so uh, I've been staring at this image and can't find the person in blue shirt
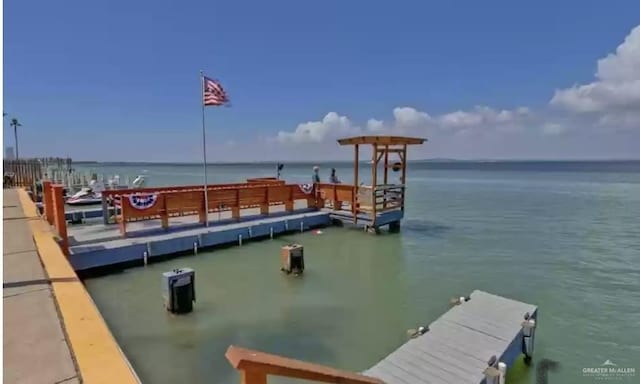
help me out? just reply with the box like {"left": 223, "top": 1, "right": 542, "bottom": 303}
{"left": 329, "top": 168, "right": 340, "bottom": 184}
{"left": 312, "top": 166, "right": 320, "bottom": 183}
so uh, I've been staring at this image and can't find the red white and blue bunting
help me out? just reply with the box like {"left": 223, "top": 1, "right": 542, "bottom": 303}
{"left": 128, "top": 193, "right": 158, "bottom": 210}
{"left": 298, "top": 184, "right": 314, "bottom": 195}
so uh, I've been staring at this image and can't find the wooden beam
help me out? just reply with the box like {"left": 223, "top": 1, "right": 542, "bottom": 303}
{"left": 225, "top": 346, "right": 383, "bottom": 384}
{"left": 354, "top": 144, "right": 359, "bottom": 224}
{"left": 372, "top": 144, "right": 378, "bottom": 221}
{"left": 383, "top": 145, "right": 389, "bottom": 186}
{"left": 241, "top": 371, "right": 267, "bottom": 384}
{"left": 401, "top": 144, "right": 407, "bottom": 211}
{"left": 376, "top": 151, "right": 384, "bottom": 164}
{"left": 376, "top": 148, "right": 404, "bottom": 153}
{"left": 337, "top": 135, "right": 426, "bottom": 146}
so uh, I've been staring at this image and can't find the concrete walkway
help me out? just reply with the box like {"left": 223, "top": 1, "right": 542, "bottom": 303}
{"left": 3, "top": 189, "right": 80, "bottom": 384}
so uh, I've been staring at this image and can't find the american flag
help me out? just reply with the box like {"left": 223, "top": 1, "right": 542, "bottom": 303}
{"left": 203, "top": 76, "right": 230, "bottom": 106}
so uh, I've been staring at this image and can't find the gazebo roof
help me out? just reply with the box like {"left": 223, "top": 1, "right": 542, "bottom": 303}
{"left": 337, "top": 135, "right": 427, "bottom": 146}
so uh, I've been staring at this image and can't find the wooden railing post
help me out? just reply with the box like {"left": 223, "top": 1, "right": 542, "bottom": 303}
{"left": 43, "top": 181, "right": 54, "bottom": 225}
{"left": 160, "top": 194, "right": 169, "bottom": 229}
{"left": 315, "top": 184, "right": 325, "bottom": 208}
{"left": 51, "top": 185, "right": 69, "bottom": 256}
{"left": 119, "top": 200, "right": 128, "bottom": 236}
{"left": 241, "top": 371, "right": 267, "bottom": 384}
{"left": 199, "top": 189, "right": 207, "bottom": 224}
{"left": 285, "top": 185, "right": 294, "bottom": 212}
{"left": 332, "top": 184, "right": 342, "bottom": 211}
{"left": 260, "top": 187, "right": 269, "bottom": 215}
{"left": 306, "top": 184, "right": 316, "bottom": 208}
{"left": 232, "top": 189, "right": 241, "bottom": 220}
{"left": 101, "top": 195, "right": 110, "bottom": 225}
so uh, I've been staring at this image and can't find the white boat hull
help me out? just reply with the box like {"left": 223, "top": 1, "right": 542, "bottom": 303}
{"left": 66, "top": 197, "right": 102, "bottom": 206}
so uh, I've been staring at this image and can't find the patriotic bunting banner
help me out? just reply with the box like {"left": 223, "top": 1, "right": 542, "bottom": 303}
{"left": 128, "top": 193, "right": 158, "bottom": 210}
{"left": 298, "top": 184, "right": 314, "bottom": 195}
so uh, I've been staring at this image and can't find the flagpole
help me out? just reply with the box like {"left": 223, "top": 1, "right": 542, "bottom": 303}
{"left": 201, "top": 70, "right": 209, "bottom": 227}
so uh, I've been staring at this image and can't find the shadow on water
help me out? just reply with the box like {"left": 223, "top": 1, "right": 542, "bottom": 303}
{"left": 402, "top": 218, "right": 452, "bottom": 237}
{"left": 206, "top": 305, "right": 345, "bottom": 383}
{"left": 126, "top": 304, "right": 345, "bottom": 384}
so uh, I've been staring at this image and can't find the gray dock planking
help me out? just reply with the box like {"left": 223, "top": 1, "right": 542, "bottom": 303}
{"left": 364, "top": 290, "right": 537, "bottom": 384}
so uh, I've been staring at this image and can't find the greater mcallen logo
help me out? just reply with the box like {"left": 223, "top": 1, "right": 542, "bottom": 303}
{"left": 582, "top": 360, "right": 635, "bottom": 379}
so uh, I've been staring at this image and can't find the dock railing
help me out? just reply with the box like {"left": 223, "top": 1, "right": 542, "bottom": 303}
{"left": 316, "top": 183, "right": 405, "bottom": 223}
{"left": 42, "top": 180, "right": 309, "bottom": 251}
{"left": 316, "top": 183, "right": 357, "bottom": 211}
{"left": 225, "top": 346, "right": 382, "bottom": 384}
{"left": 117, "top": 183, "right": 316, "bottom": 236}
{"left": 101, "top": 180, "right": 286, "bottom": 224}
{"left": 246, "top": 177, "right": 283, "bottom": 184}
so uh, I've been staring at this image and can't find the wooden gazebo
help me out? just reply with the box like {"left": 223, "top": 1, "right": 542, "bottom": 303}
{"left": 316, "top": 135, "right": 426, "bottom": 232}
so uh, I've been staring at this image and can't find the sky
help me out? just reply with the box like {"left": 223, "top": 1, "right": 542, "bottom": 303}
{"left": 3, "top": 0, "right": 640, "bottom": 162}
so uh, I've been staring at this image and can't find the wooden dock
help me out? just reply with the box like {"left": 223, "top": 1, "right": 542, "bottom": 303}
{"left": 364, "top": 290, "right": 538, "bottom": 384}
{"left": 225, "top": 290, "right": 538, "bottom": 384}
{"left": 35, "top": 135, "right": 432, "bottom": 272}
{"left": 67, "top": 206, "right": 330, "bottom": 272}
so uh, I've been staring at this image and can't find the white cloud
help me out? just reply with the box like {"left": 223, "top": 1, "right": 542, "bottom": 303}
{"left": 271, "top": 105, "right": 532, "bottom": 145}
{"left": 438, "top": 106, "right": 530, "bottom": 130}
{"left": 550, "top": 25, "right": 640, "bottom": 128}
{"left": 597, "top": 111, "right": 640, "bottom": 130}
{"left": 363, "top": 107, "right": 433, "bottom": 134}
{"left": 275, "top": 112, "right": 360, "bottom": 144}
{"left": 541, "top": 123, "right": 568, "bottom": 136}
{"left": 265, "top": 25, "right": 640, "bottom": 159}
{"left": 366, "top": 118, "right": 385, "bottom": 132}
{"left": 392, "top": 107, "right": 433, "bottom": 129}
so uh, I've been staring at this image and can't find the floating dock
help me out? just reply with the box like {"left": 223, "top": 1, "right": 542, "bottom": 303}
{"left": 37, "top": 135, "right": 428, "bottom": 273}
{"left": 364, "top": 290, "right": 538, "bottom": 384}
{"left": 225, "top": 290, "right": 538, "bottom": 384}
{"left": 68, "top": 206, "right": 329, "bottom": 271}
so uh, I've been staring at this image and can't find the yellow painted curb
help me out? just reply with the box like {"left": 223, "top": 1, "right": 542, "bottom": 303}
{"left": 17, "top": 189, "right": 39, "bottom": 219}
{"left": 18, "top": 189, "right": 140, "bottom": 384}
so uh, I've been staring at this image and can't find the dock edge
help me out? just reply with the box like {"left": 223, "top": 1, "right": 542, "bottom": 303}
{"left": 18, "top": 189, "right": 141, "bottom": 384}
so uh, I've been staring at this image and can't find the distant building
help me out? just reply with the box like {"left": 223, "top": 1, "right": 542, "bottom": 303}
{"left": 5, "top": 146, "right": 15, "bottom": 160}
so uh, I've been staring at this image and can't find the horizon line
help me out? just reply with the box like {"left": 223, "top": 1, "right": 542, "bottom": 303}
{"left": 68, "top": 158, "right": 640, "bottom": 165}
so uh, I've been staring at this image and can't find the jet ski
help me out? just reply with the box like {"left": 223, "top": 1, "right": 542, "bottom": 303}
{"left": 131, "top": 173, "right": 148, "bottom": 188}
{"left": 66, "top": 187, "right": 102, "bottom": 206}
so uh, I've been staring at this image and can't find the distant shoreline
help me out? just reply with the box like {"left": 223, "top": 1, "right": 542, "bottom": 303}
{"left": 72, "top": 159, "right": 640, "bottom": 166}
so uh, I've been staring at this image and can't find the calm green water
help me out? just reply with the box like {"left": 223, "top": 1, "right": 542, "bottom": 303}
{"left": 83, "top": 162, "right": 640, "bottom": 384}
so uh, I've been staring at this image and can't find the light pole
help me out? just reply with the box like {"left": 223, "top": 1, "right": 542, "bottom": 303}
{"left": 10, "top": 118, "right": 22, "bottom": 159}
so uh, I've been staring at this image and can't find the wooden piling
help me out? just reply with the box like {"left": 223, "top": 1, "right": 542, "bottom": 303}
{"left": 51, "top": 184, "right": 69, "bottom": 255}
{"left": 43, "top": 181, "right": 54, "bottom": 225}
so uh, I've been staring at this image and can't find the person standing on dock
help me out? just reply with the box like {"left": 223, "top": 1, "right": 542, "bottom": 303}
{"left": 329, "top": 168, "right": 341, "bottom": 184}
{"left": 312, "top": 166, "right": 320, "bottom": 183}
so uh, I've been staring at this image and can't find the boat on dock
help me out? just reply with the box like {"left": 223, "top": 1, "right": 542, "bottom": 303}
{"left": 65, "top": 187, "right": 103, "bottom": 206}
{"left": 64, "top": 173, "right": 149, "bottom": 207}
